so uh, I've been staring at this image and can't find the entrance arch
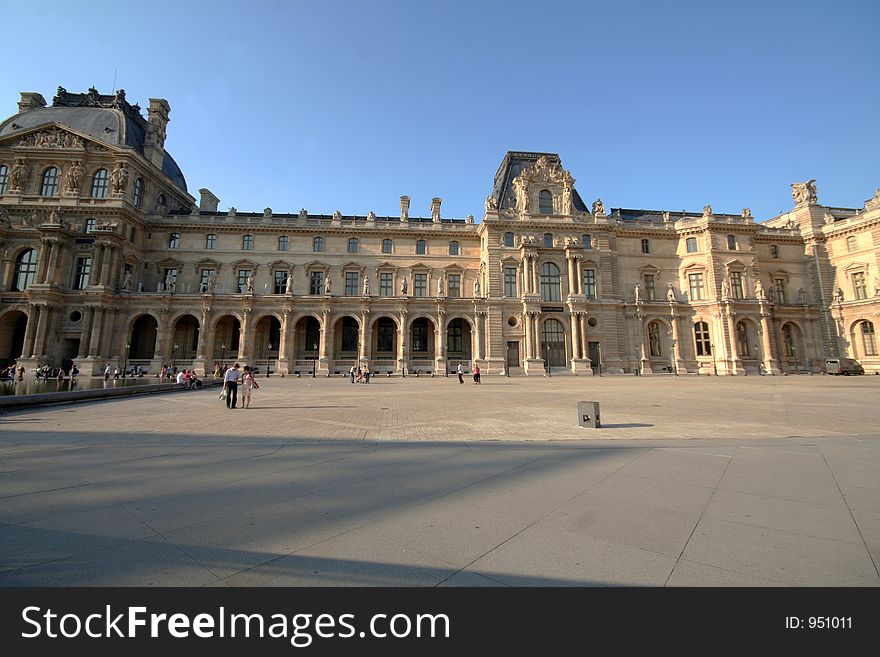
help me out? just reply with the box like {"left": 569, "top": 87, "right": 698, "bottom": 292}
{"left": 445, "top": 317, "right": 471, "bottom": 369}
{"left": 253, "top": 315, "right": 281, "bottom": 372}
{"left": 129, "top": 314, "right": 158, "bottom": 362}
{"left": 0, "top": 310, "right": 28, "bottom": 367}
{"left": 333, "top": 315, "right": 360, "bottom": 366}
{"left": 541, "top": 318, "right": 567, "bottom": 368}
{"left": 371, "top": 316, "right": 398, "bottom": 368}
{"left": 779, "top": 322, "right": 804, "bottom": 372}
{"left": 171, "top": 314, "right": 200, "bottom": 365}
{"left": 409, "top": 317, "right": 435, "bottom": 369}
{"left": 212, "top": 315, "right": 241, "bottom": 365}
{"left": 292, "top": 316, "right": 321, "bottom": 367}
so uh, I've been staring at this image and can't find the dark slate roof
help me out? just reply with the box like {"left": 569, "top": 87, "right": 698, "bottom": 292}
{"left": 489, "top": 151, "right": 589, "bottom": 213}
{"left": 0, "top": 87, "right": 187, "bottom": 193}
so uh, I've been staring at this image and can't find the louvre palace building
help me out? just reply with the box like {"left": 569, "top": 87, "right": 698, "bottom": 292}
{"left": 1, "top": 87, "right": 879, "bottom": 377}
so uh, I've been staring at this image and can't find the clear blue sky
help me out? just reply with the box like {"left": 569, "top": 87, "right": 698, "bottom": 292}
{"left": 3, "top": 0, "right": 878, "bottom": 221}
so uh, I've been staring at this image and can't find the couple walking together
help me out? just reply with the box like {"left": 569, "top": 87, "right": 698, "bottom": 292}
{"left": 222, "top": 363, "right": 259, "bottom": 408}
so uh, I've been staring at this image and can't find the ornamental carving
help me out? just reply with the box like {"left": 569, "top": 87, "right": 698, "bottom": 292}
{"left": 864, "top": 189, "right": 880, "bottom": 211}
{"left": 592, "top": 198, "right": 605, "bottom": 215}
{"left": 17, "top": 127, "right": 85, "bottom": 149}
{"left": 109, "top": 162, "right": 129, "bottom": 194}
{"left": 64, "top": 160, "right": 84, "bottom": 192}
{"left": 791, "top": 180, "right": 817, "bottom": 206}
{"left": 9, "top": 158, "right": 28, "bottom": 190}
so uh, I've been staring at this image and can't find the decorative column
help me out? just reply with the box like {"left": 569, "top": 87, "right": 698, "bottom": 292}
{"left": 575, "top": 257, "right": 584, "bottom": 295}
{"left": 669, "top": 310, "right": 684, "bottom": 374}
{"left": 396, "top": 310, "right": 407, "bottom": 374}
{"left": 579, "top": 313, "right": 589, "bottom": 361}
{"left": 41, "top": 240, "right": 57, "bottom": 284}
{"left": 566, "top": 256, "right": 577, "bottom": 298}
{"left": 759, "top": 304, "right": 781, "bottom": 375}
{"left": 36, "top": 240, "right": 51, "bottom": 284}
{"left": 77, "top": 306, "right": 93, "bottom": 359}
{"left": 193, "top": 306, "right": 211, "bottom": 376}
{"left": 532, "top": 257, "right": 540, "bottom": 295}
{"left": 359, "top": 309, "right": 371, "bottom": 365}
{"left": 86, "top": 307, "right": 104, "bottom": 358}
{"left": 276, "top": 308, "right": 291, "bottom": 374}
{"left": 435, "top": 310, "right": 446, "bottom": 372}
{"left": 318, "top": 308, "right": 330, "bottom": 373}
{"left": 150, "top": 309, "right": 171, "bottom": 372}
{"left": 725, "top": 306, "right": 743, "bottom": 375}
{"left": 22, "top": 304, "right": 41, "bottom": 358}
{"left": 570, "top": 312, "right": 581, "bottom": 361}
{"left": 238, "top": 308, "right": 251, "bottom": 364}
{"left": 523, "top": 311, "right": 533, "bottom": 363}
{"left": 91, "top": 243, "right": 105, "bottom": 287}
{"left": 636, "top": 307, "right": 651, "bottom": 374}
{"left": 473, "top": 311, "right": 483, "bottom": 363}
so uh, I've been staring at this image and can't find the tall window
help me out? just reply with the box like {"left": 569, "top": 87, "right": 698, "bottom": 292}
{"left": 168, "top": 233, "right": 180, "bottom": 249}
{"left": 504, "top": 267, "right": 517, "bottom": 297}
{"left": 200, "top": 268, "right": 216, "bottom": 292}
{"left": 782, "top": 324, "right": 796, "bottom": 357}
{"left": 416, "top": 239, "right": 426, "bottom": 255}
{"left": 730, "top": 271, "right": 744, "bottom": 299}
{"left": 414, "top": 273, "right": 427, "bottom": 297}
{"left": 688, "top": 272, "right": 705, "bottom": 301}
{"left": 13, "top": 249, "right": 39, "bottom": 291}
{"left": 861, "top": 321, "right": 877, "bottom": 356}
{"left": 582, "top": 234, "right": 592, "bottom": 249}
{"left": 85, "top": 218, "right": 96, "bottom": 234}
{"left": 0, "top": 164, "right": 8, "bottom": 194}
{"left": 74, "top": 257, "right": 92, "bottom": 290}
{"left": 644, "top": 274, "right": 656, "bottom": 301}
{"left": 379, "top": 272, "right": 393, "bottom": 296}
{"left": 694, "top": 321, "right": 711, "bottom": 356}
{"left": 345, "top": 271, "right": 359, "bottom": 296}
{"left": 448, "top": 274, "right": 461, "bottom": 298}
{"left": 736, "top": 321, "right": 750, "bottom": 357}
{"left": 447, "top": 319, "right": 464, "bottom": 354}
{"left": 348, "top": 238, "right": 359, "bottom": 254}
{"left": 341, "top": 318, "right": 359, "bottom": 352}
{"left": 641, "top": 239, "right": 650, "bottom": 254}
{"left": 538, "top": 190, "right": 553, "bottom": 214}
{"left": 309, "top": 271, "right": 324, "bottom": 295}
{"left": 846, "top": 236, "right": 857, "bottom": 252}
{"left": 543, "top": 233, "right": 553, "bottom": 248}
{"left": 242, "top": 235, "right": 254, "bottom": 250}
{"left": 237, "top": 269, "right": 252, "bottom": 293}
{"left": 504, "top": 232, "right": 515, "bottom": 247}
{"left": 377, "top": 318, "right": 395, "bottom": 352}
{"left": 583, "top": 269, "right": 596, "bottom": 299}
{"left": 647, "top": 321, "right": 662, "bottom": 356}
{"left": 382, "top": 239, "right": 393, "bottom": 254}
{"left": 770, "top": 244, "right": 779, "bottom": 259}
{"left": 852, "top": 272, "right": 867, "bottom": 300}
{"left": 449, "top": 241, "right": 459, "bottom": 256}
{"left": 91, "top": 169, "right": 109, "bottom": 198}
{"left": 686, "top": 237, "right": 698, "bottom": 253}
{"left": 278, "top": 235, "right": 289, "bottom": 251}
{"left": 540, "top": 262, "right": 561, "bottom": 301}
{"left": 40, "top": 167, "right": 59, "bottom": 196}
{"left": 157, "top": 193, "right": 166, "bottom": 210}
{"left": 313, "top": 236, "right": 324, "bottom": 252}
{"left": 133, "top": 177, "right": 144, "bottom": 208}
{"left": 206, "top": 234, "right": 217, "bottom": 249}
{"left": 274, "top": 270, "right": 288, "bottom": 294}
{"left": 726, "top": 234, "right": 737, "bottom": 250}
{"left": 411, "top": 318, "right": 429, "bottom": 353}
{"left": 773, "top": 277, "right": 787, "bottom": 304}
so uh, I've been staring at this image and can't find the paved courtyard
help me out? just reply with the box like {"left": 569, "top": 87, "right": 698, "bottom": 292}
{"left": 1, "top": 374, "right": 878, "bottom": 586}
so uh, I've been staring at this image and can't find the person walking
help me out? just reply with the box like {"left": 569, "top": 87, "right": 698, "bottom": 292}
{"left": 104, "top": 364, "right": 111, "bottom": 381}
{"left": 457, "top": 362, "right": 464, "bottom": 384}
{"left": 223, "top": 363, "right": 241, "bottom": 409}
{"left": 473, "top": 363, "right": 481, "bottom": 384}
{"left": 241, "top": 365, "right": 258, "bottom": 408}
{"left": 349, "top": 364, "right": 356, "bottom": 383}
{"left": 213, "top": 363, "right": 221, "bottom": 380}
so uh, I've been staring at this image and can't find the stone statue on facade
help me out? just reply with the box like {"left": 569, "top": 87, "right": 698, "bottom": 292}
{"left": 400, "top": 276, "right": 408, "bottom": 295}
{"left": 466, "top": 214, "right": 474, "bottom": 224}
{"left": 592, "top": 199, "right": 605, "bottom": 216}
{"left": 285, "top": 273, "right": 293, "bottom": 295}
{"left": 798, "top": 288, "right": 807, "bottom": 304}
{"left": 561, "top": 185, "right": 573, "bottom": 215}
{"left": 874, "top": 279, "right": 880, "bottom": 298}
{"left": 109, "top": 162, "right": 129, "bottom": 194}
{"left": 721, "top": 278, "right": 730, "bottom": 300}
{"left": 513, "top": 175, "right": 528, "bottom": 214}
{"left": 207, "top": 273, "right": 217, "bottom": 294}
{"left": 121, "top": 270, "right": 133, "bottom": 292}
{"left": 245, "top": 273, "right": 255, "bottom": 293}
{"left": 9, "top": 159, "right": 28, "bottom": 190}
{"left": 485, "top": 195, "right": 497, "bottom": 211}
{"left": 702, "top": 205, "right": 713, "bottom": 218}
{"left": 666, "top": 282, "right": 676, "bottom": 302}
{"left": 437, "top": 271, "right": 446, "bottom": 296}
{"left": 474, "top": 278, "right": 481, "bottom": 298}
{"left": 755, "top": 278, "right": 766, "bottom": 300}
{"left": 0, "top": 207, "right": 10, "bottom": 229}
{"left": 165, "top": 271, "right": 175, "bottom": 293}
{"left": 367, "top": 211, "right": 376, "bottom": 222}
{"left": 431, "top": 197, "right": 441, "bottom": 223}
{"left": 400, "top": 196, "right": 410, "bottom": 222}
{"left": 634, "top": 283, "right": 641, "bottom": 302}
{"left": 791, "top": 180, "right": 818, "bottom": 206}
{"left": 299, "top": 208, "right": 308, "bottom": 219}
{"left": 742, "top": 208, "right": 752, "bottom": 219}
{"left": 332, "top": 210, "right": 342, "bottom": 221}
{"left": 65, "top": 160, "right": 84, "bottom": 193}
{"left": 662, "top": 211, "right": 671, "bottom": 222}
{"left": 323, "top": 275, "right": 332, "bottom": 295}
{"left": 767, "top": 285, "right": 776, "bottom": 302}
{"left": 833, "top": 287, "right": 844, "bottom": 303}
{"left": 362, "top": 275, "right": 370, "bottom": 295}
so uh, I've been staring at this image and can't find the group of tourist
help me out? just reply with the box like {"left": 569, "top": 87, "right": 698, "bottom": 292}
{"left": 456, "top": 362, "right": 481, "bottom": 384}
{"left": 348, "top": 365, "right": 372, "bottom": 384}
{"left": 1, "top": 364, "right": 24, "bottom": 381}
{"left": 220, "top": 363, "right": 258, "bottom": 409}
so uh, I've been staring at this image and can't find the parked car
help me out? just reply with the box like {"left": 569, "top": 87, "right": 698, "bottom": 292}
{"left": 825, "top": 358, "right": 865, "bottom": 375}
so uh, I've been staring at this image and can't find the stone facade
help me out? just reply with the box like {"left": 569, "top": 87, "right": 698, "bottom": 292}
{"left": 1, "top": 88, "right": 878, "bottom": 376}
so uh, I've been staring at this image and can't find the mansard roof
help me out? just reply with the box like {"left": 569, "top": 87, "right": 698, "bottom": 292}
{"left": 490, "top": 151, "right": 589, "bottom": 213}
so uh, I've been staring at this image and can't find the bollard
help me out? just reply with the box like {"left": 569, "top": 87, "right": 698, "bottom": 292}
{"left": 577, "top": 401, "right": 601, "bottom": 429}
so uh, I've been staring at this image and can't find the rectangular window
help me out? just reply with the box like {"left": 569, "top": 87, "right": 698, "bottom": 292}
{"left": 774, "top": 278, "right": 787, "bottom": 304}
{"left": 242, "top": 235, "right": 253, "bottom": 250}
{"left": 641, "top": 239, "right": 650, "bottom": 254}
{"left": 504, "top": 267, "right": 518, "bottom": 297}
{"left": 200, "top": 268, "right": 215, "bottom": 292}
{"left": 74, "top": 257, "right": 92, "bottom": 290}
{"left": 727, "top": 235, "right": 737, "bottom": 251}
{"left": 644, "top": 274, "right": 655, "bottom": 301}
{"left": 237, "top": 269, "right": 251, "bottom": 293}
{"left": 414, "top": 273, "right": 427, "bottom": 297}
{"left": 688, "top": 273, "right": 705, "bottom": 301}
{"left": 846, "top": 236, "right": 857, "bottom": 252}
{"left": 380, "top": 272, "right": 393, "bottom": 296}
{"left": 309, "top": 271, "right": 324, "bottom": 295}
{"left": 730, "top": 272, "right": 744, "bottom": 299}
{"left": 770, "top": 244, "right": 779, "bottom": 259}
{"left": 853, "top": 272, "right": 867, "bottom": 300}
{"left": 206, "top": 234, "right": 217, "bottom": 249}
{"left": 694, "top": 322, "right": 712, "bottom": 357}
{"left": 583, "top": 269, "right": 596, "bottom": 299}
{"left": 278, "top": 236, "right": 288, "bottom": 251}
{"left": 345, "top": 271, "right": 359, "bottom": 296}
{"left": 686, "top": 237, "right": 698, "bottom": 253}
{"left": 274, "top": 270, "right": 288, "bottom": 294}
{"left": 582, "top": 234, "right": 592, "bottom": 249}
{"left": 448, "top": 274, "right": 461, "bottom": 298}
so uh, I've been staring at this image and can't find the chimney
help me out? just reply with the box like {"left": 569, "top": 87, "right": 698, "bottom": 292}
{"left": 199, "top": 188, "right": 220, "bottom": 212}
{"left": 18, "top": 92, "right": 47, "bottom": 113}
{"left": 144, "top": 98, "right": 171, "bottom": 169}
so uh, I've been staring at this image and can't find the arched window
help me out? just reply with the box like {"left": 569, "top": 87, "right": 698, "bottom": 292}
{"left": 40, "top": 167, "right": 59, "bottom": 196}
{"left": 736, "top": 321, "right": 750, "bottom": 357}
{"left": 411, "top": 318, "right": 429, "bottom": 353}
{"left": 168, "top": 233, "right": 180, "bottom": 249}
{"left": 91, "top": 169, "right": 109, "bottom": 198}
{"left": 503, "top": 232, "right": 515, "bottom": 247}
{"left": 348, "top": 238, "right": 359, "bottom": 254}
{"left": 382, "top": 239, "right": 393, "bottom": 254}
{"left": 543, "top": 233, "right": 554, "bottom": 248}
{"left": 13, "top": 249, "right": 39, "bottom": 291}
{"left": 541, "top": 318, "right": 566, "bottom": 367}
{"left": 416, "top": 239, "right": 426, "bottom": 255}
{"left": 449, "top": 241, "right": 459, "bottom": 255}
{"left": 0, "top": 164, "right": 8, "bottom": 194}
{"left": 85, "top": 218, "right": 96, "bottom": 234}
{"left": 540, "top": 262, "right": 561, "bottom": 301}
{"left": 782, "top": 324, "right": 797, "bottom": 357}
{"left": 538, "top": 190, "right": 553, "bottom": 214}
{"left": 313, "top": 236, "right": 324, "bottom": 252}
{"left": 242, "top": 235, "right": 254, "bottom": 250}
{"left": 133, "top": 178, "right": 144, "bottom": 208}
{"left": 686, "top": 237, "right": 698, "bottom": 253}
{"left": 648, "top": 321, "right": 662, "bottom": 357}
{"left": 157, "top": 193, "right": 167, "bottom": 210}
{"left": 376, "top": 317, "right": 396, "bottom": 353}
{"left": 582, "top": 234, "right": 592, "bottom": 249}
{"left": 206, "top": 234, "right": 217, "bottom": 249}
{"left": 278, "top": 235, "right": 289, "bottom": 251}
{"left": 694, "top": 321, "right": 711, "bottom": 356}
{"left": 861, "top": 321, "right": 877, "bottom": 357}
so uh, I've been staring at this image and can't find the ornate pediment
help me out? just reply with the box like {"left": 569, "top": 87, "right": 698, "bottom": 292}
{"left": 4, "top": 124, "right": 114, "bottom": 154}
{"left": 518, "top": 155, "right": 575, "bottom": 187}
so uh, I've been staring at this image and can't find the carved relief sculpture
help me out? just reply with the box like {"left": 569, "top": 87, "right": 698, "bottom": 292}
{"left": 400, "top": 276, "right": 408, "bottom": 295}
{"left": 246, "top": 273, "right": 255, "bottom": 293}
{"left": 791, "top": 180, "right": 818, "bottom": 206}
{"left": 109, "top": 162, "right": 129, "bottom": 194}
{"left": 755, "top": 278, "right": 766, "bottom": 300}
{"left": 702, "top": 205, "right": 713, "bottom": 218}
{"left": 9, "top": 158, "right": 28, "bottom": 190}
{"left": 592, "top": 198, "right": 605, "bottom": 216}
{"left": 64, "top": 160, "right": 84, "bottom": 192}
{"left": 742, "top": 208, "right": 752, "bottom": 219}
{"left": 363, "top": 276, "right": 370, "bottom": 295}
{"left": 431, "top": 198, "right": 441, "bottom": 223}
{"left": 721, "top": 278, "right": 730, "bottom": 300}
{"left": 485, "top": 195, "right": 497, "bottom": 211}
{"left": 121, "top": 270, "right": 133, "bottom": 292}
{"left": 323, "top": 275, "right": 332, "bottom": 295}
{"left": 666, "top": 282, "right": 676, "bottom": 302}
{"left": 437, "top": 271, "right": 446, "bottom": 296}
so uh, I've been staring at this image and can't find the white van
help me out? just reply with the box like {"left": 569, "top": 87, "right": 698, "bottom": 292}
{"left": 825, "top": 358, "right": 865, "bottom": 375}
